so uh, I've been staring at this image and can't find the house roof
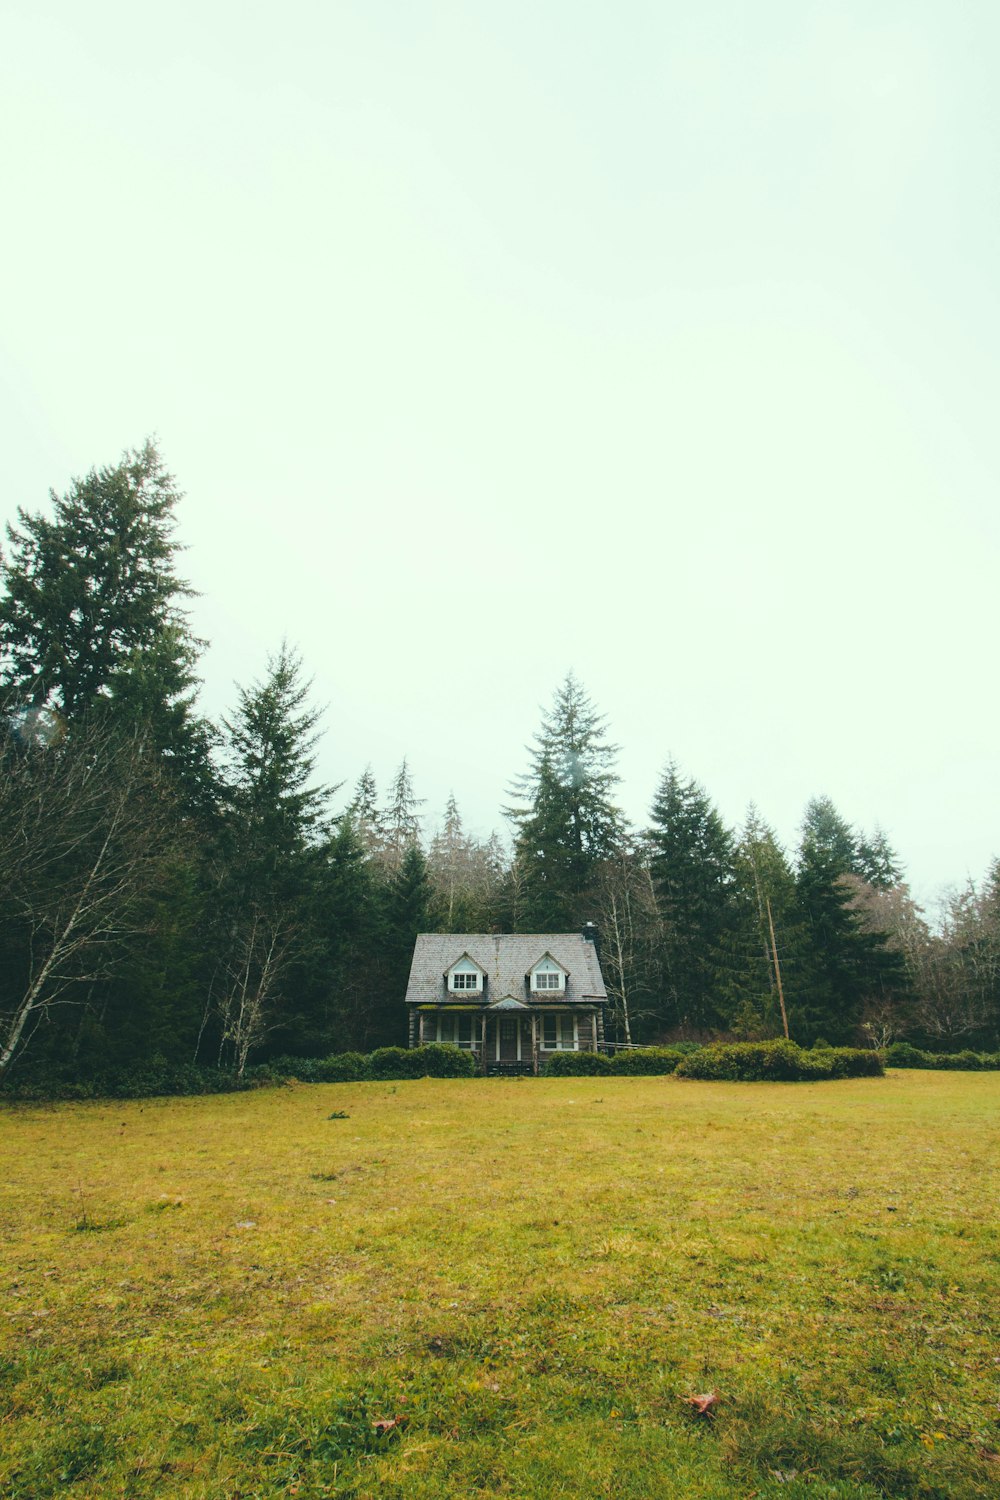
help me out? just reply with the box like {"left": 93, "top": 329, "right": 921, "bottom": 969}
{"left": 405, "top": 932, "right": 608, "bottom": 1008}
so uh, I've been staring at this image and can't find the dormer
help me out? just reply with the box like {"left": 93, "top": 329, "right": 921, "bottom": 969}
{"left": 527, "top": 952, "right": 568, "bottom": 995}
{"left": 444, "top": 953, "right": 486, "bottom": 995}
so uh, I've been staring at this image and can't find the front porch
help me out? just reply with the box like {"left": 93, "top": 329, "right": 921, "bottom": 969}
{"left": 413, "top": 1004, "right": 601, "bottom": 1076}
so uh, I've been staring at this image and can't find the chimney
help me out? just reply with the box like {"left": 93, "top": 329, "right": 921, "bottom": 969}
{"left": 581, "top": 922, "right": 600, "bottom": 958}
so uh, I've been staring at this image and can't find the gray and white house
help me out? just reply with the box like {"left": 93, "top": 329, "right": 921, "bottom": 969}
{"left": 405, "top": 926, "right": 607, "bottom": 1075}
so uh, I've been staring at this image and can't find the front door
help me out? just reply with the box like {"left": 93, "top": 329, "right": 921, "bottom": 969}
{"left": 498, "top": 1018, "right": 520, "bottom": 1062}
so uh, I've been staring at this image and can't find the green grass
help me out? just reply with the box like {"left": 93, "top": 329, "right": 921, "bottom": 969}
{"left": 1, "top": 1072, "right": 999, "bottom": 1497}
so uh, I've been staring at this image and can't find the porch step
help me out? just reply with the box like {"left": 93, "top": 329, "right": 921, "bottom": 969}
{"left": 485, "top": 1061, "right": 535, "bottom": 1077}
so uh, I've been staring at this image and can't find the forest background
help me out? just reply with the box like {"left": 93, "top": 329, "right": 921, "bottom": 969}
{"left": 1, "top": 444, "right": 998, "bottom": 1086}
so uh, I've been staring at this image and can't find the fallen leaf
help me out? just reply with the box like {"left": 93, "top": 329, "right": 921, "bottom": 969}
{"left": 373, "top": 1416, "right": 407, "bottom": 1436}
{"left": 682, "top": 1391, "right": 719, "bottom": 1417}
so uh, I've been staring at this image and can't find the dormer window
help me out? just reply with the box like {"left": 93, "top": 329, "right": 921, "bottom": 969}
{"left": 530, "top": 954, "right": 567, "bottom": 993}
{"left": 446, "top": 955, "right": 485, "bottom": 994}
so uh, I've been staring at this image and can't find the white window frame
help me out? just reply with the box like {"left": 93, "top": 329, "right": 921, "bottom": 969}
{"left": 534, "top": 970, "right": 563, "bottom": 991}
{"left": 435, "top": 1013, "right": 477, "bottom": 1049}
{"left": 448, "top": 960, "right": 482, "bottom": 993}
{"left": 542, "top": 1012, "right": 578, "bottom": 1051}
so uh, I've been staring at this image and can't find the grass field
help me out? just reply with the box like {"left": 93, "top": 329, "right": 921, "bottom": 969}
{"left": 1, "top": 1072, "right": 999, "bottom": 1499}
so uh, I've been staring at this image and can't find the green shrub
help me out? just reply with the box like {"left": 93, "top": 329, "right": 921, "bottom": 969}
{"left": 884, "top": 1043, "right": 1000, "bottom": 1071}
{"left": 368, "top": 1047, "right": 423, "bottom": 1079}
{"left": 819, "top": 1047, "right": 885, "bottom": 1079}
{"left": 542, "top": 1051, "right": 613, "bottom": 1076}
{"left": 314, "top": 1051, "right": 372, "bottom": 1082}
{"left": 368, "top": 1044, "right": 477, "bottom": 1080}
{"left": 608, "top": 1047, "right": 683, "bottom": 1075}
{"left": 676, "top": 1040, "right": 884, "bottom": 1083}
{"left": 884, "top": 1042, "right": 934, "bottom": 1068}
{"left": 410, "top": 1044, "right": 478, "bottom": 1078}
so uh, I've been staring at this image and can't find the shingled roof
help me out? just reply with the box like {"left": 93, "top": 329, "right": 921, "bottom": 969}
{"left": 405, "top": 932, "right": 607, "bottom": 1007}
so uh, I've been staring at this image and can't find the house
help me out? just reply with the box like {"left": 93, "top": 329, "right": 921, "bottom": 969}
{"left": 405, "top": 925, "right": 608, "bottom": 1075}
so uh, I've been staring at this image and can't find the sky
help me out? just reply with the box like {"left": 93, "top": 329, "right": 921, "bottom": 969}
{"left": 1, "top": 1, "right": 998, "bottom": 912}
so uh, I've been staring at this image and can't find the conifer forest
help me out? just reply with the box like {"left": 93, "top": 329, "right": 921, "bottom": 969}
{"left": 2, "top": 444, "right": 998, "bottom": 1087}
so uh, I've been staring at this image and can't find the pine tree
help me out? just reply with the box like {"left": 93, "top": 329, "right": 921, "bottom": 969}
{"left": 799, "top": 796, "right": 858, "bottom": 875}
{"left": 428, "top": 793, "right": 479, "bottom": 931}
{"left": 855, "top": 825, "right": 903, "bottom": 890}
{"left": 719, "top": 806, "right": 805, "bottom": 1038}
{"left": 507, "top": 673, "right": 624, "bottom": 929}
{"left": 646, "top": 761, "right": 736, "bottom": 1033}
{"left": 348, "top": 765, "right": 385, "bottom": 859}
{"left": 381, "top": 758, "right": 424, "bottom": 874}
{"left": 210, "top": 646, "right": 332, "bottom": 1072}
{"left": 0, "top": 441, "right": 213, "bottom": 805}
{"left": 795, "top": 802, "right": 906, "bottom": 1044}
{"left": 373, "top": 845, "right": 437, "bottom": 1046}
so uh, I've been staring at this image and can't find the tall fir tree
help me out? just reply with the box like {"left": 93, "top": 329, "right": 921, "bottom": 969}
{"left": 507, "top": 673, "right": 624, "bottom": 929}
{"left": 0, "top": 441, "right": 214, "bottom": 808}
{"left": 799, "top": 795, "right": 859, "bottom": 875}
{"left": 348, "top": 765, "right": 385, "bottom": 860}
{"left": 209, "top": 646, "right": 332, "bottom": 1071}
{"left": 646, "top": 761, "right": 736, "bottom": 1033}
{"left": 380, "top": 758, "right": 424, "bottom": 874}
{"left": 855, "top": 825, "right": 904, "bottom": 891}
{"left": 718, "top": 806, "right": 806, "bottom": 1038}
{"left": 794, "top": 798, "right": 906, "bottom": 1043}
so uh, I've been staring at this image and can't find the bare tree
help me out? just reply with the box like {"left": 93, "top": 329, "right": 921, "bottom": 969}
{"left": 596, "top": 844, "right": 658, "bottom": 1045}
{"left": 0, "top": 714, "right": 171, "bottom": 1077}
{"left": 213, "top": 904, "right": 298, "bottom": 1079}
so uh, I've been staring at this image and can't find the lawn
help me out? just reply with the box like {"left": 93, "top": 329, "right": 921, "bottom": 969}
{"left": 1, "top": 1072, "right": 998, "bottom": 1498}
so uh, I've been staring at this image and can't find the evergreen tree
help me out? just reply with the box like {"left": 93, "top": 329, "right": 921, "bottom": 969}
{"left": 719, "top": 806, "right": 806, "bottom": 1038}
{"left": 209, "top": 646, "right": 332, "bottom": 1072}
{"left": 428, "top": 793, "right": 482, "bottom": 931}
{"left": 794, "top": 802, "right": 906, "bottom": 1044}
{"left": 0, "top": 441, "right": 213, "bottom": 806}
{"left": 380, "top": 758, "right": 424, "bottom": 874}
{"left": 373, "top": 845, "right": 437, "bottom": 1046}
{"left": 855, "top": 825, "right": 904, "bottom": 891}
{"left": 646, "top": 761, "right": 735, "bottom": 1033}
{"left": 507, "top": 673, "right": 624, "bottom": 928}
{"left": 799, "top": 795, "right": 858, "bottom": 875}
{"left": 348, "top": 765, "right": 385, "bottom": 860}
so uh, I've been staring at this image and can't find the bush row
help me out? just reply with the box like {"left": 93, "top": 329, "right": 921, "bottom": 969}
{"left": 675, "top": 1040, "right": 884, "bottom": 1082}
{"left": 0, "top": 1060, "right": 277, "bottom": 1102}
{"left": 3, "top": 1037, "right": 919, "bottom": 1100}
{"left": 883, "top": 1042, "right": 1000, "bottom": 1071}
{"left": 541, "top": 1047, "right": 688, "bottom": 1077}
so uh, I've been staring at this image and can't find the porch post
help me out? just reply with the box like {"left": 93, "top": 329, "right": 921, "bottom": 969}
{"left": 591, "top": 1008, "right": 599, "bottom": 1052}
{"left": 531, "top": 1012, "right": 539, "bottom": 1075}
{"left": 418, "top": 1011, "right": 426, "bottom": 1047}
{"left": 480, "top": 1012, "right": 488, "bottom": 1075}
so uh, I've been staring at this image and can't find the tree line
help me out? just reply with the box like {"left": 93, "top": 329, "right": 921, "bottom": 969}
{"left": 1, "top": 443, "right": 998, "bottom": 1083}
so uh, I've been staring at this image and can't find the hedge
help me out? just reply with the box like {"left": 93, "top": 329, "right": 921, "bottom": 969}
{"left": 676, "top": 1040, "right": 884, "bottom": 1082}
{"left": 542, "top": 1051, "right": 613, "bottom": 1076}
{"left": 608, "top": 1047, "right": 685, "bottom": 1075}
{"left": 884, "top": 1042, "right": 1000, "bottom": 1071}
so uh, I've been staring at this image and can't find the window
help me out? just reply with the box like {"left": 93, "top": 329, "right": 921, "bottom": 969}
{"left": 436, "top": 1014, "right": 477, "bottom": 1048}
{"left": 534, "top": 970, "right": 563, "bottom": 991}
{"left": 542, "top": 1014, "right": 577, "bottom": 1050}
{"left": 451, "top": 971, "right": 480, "bottom": 991}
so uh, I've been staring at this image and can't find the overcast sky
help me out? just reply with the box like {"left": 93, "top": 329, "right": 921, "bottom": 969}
{"left": 2, "top": 1, "right": 998, "bottom": 911}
